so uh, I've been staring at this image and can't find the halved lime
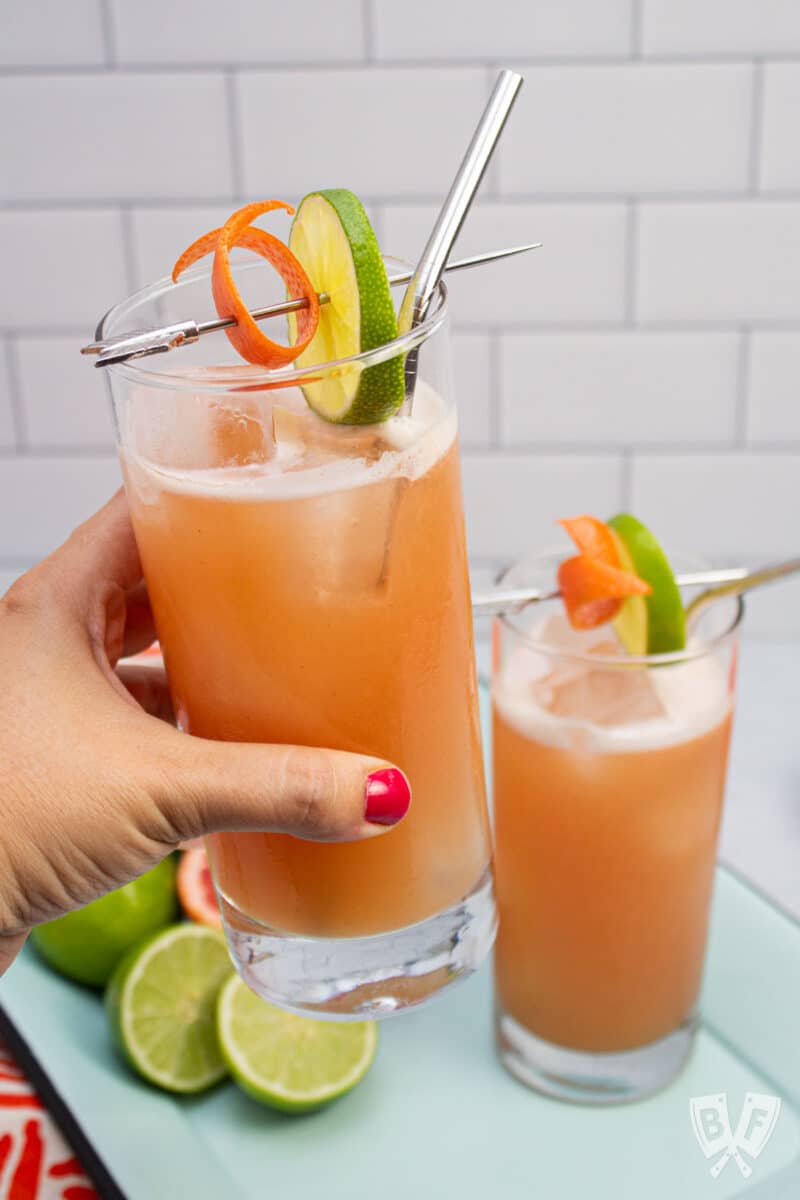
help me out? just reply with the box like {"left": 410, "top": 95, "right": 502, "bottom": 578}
{"left": 608, "top": 513, "right": 686, "bottom": 655}
{"left": 288, "top": 188, "right": 404, "bottom": 424}
{"left": 217, "top": 974, "right": 378, "bottom": 1112}
{"left": 105, "top": 924, "right": 233, "bottom": 1094}
{"left": 32, "top": 857, "right": 177, "bottom": 988}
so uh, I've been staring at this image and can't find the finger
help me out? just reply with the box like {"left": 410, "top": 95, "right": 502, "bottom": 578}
{"left": 149, "top": 734, "right": 411, "bottom": 844}
{"left": 51, "top": 490, "right": 142, "bottom": 597}
{"left": 117, "top": 664, "right": 175, "bottom": 724}
{"left": 122, "top": 582, "right": 157, "bottom": 658}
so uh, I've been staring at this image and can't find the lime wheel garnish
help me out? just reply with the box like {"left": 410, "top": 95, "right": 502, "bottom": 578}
{"left": 608, "top": 513, "right": 686, "bottom": 654}
{"left": 287, "top": 189, "right": 405, "bottom": 423}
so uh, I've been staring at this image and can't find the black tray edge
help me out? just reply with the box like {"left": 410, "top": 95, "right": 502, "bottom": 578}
{"left": 0, "top": 1005, "right": 126, "bottom": 1200}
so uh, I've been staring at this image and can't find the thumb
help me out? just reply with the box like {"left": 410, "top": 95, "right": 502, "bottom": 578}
{"left": 149, "top": 731, "right": 412, "bottom": 844}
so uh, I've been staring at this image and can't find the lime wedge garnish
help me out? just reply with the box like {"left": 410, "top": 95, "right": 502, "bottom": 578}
{"left": 105, "top": 924, "right": 233, "bottom": 1094}
{"left": 216, "top": 974, "right": 378, "bottom": 1112}
{"left": 288, "top": 188, "right": 405, "bottom": 424}
{"left": 608, "top": 513, "right": 686, "bottom": 655}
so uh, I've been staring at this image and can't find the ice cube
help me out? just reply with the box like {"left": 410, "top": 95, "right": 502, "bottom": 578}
{"left": 535, "top": 655, "right": 665, "bottom": 728}
{"left": 272, "top": 403, "right": 388, "bottom": 467}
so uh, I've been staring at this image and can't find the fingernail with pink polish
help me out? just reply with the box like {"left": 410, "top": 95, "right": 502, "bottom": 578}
{"left": 364, "top": 768, "right": 411, "bottom": 827}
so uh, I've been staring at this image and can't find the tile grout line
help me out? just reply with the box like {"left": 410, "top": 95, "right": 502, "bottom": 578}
{"left": 99, "top": 0, "right": 117, "bottom": 68}
{"left": 624, "top": 199, "right": 638, "bottom": 324}
{"left": 362, "top": 0, "right": 376, "bottom": 62}
{"left": 748, "top": 60, "right": 765, "bottom": 193}
{"left": 459, "top": 443, "right": 800, "bottom": 456}
{"left": 0, "top": 445, "right": 119, "bottom": 459}
{"left": 6, "top": 54, "right": 800, "bottom": 75}
{"left": 9, "top": 190, "right": 800, "bottom": 211}
{"left": 0, "top": 557, "right": 34, "bottom": 571}
{"left": 369, "top": 202, "right": 385, "bottom": 247}
{"left": 224, "top": 70, "right": 246, "bottom": 202}
{"left": 487, "top": 330, "right": 502, "bottom": 448}
{"left": 734, "top": 328, "right": 751, "bottom": 445}
{"left": 621, "top": 449, "right": 634, "bottom": 508}
{"left": 3, "top": 337, "right": 29, "bottom": 452}
{"left": 629, "top": 0, "right": 643, "bottom": 57}
{"left": 118, "top": 204, "right": 138, "bottom": 295}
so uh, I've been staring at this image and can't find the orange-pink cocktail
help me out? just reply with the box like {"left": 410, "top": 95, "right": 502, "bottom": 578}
{"left": 491, "top": 555, "right": 740, "bottom": 1102}
{"left": 105, "top": 260, "right": 495, "bottom": 1018}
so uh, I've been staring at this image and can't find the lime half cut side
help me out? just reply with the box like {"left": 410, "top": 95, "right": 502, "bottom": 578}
{"left": 288, "top": 189, "right": 405, "bottom": 424}
{"left": 105, "top": 924, "right": 233, "bottom": 1094}
{"left": 608, "top": 513, "right": 686, "bottom": 655}
{"left": 217, "top": 974, "right": 378, "bottom": 1112}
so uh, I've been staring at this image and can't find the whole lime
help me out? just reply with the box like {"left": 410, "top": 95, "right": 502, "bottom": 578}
{"left": 31, "top": 857, "right": 178, "bottom": 987}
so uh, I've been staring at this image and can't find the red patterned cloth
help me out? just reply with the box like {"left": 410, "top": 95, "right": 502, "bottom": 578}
{"left": 0, "top": 1039, "right": 98, "bottom": 1200}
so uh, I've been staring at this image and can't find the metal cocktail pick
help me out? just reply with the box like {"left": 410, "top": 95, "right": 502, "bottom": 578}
{"left": 472, "top": 559, "right": 800, "bottom": 619}
{"left": 81, "top": 242, "right": 539, "bottom": 368}
{"left": 398, "top": 68, "right": 523, "bottom": 406}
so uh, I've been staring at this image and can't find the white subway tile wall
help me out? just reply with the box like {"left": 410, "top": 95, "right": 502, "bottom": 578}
{"left": 0, "top": 457, "right": 121, "bottom": 560}
{"left": 15, "top": 338, "right": 113, "bottom": 450}
{"left": 747, "top": 334, "right": 800, "bottom": 442}
{"left": 0, "top": 1, "right": 106, "bottom": 67}
{"left": 236, "top": 68, "right": 488, "bottom": 198}
{"left": 1, "top": 2, "right": 798, "bottom": 635}
{"left": 382, "top": 202, "right": 628, "bottom": 325}
{"left": 0, "top": 343, "right": 15, "bottom": 449}
{"left": 760, "top": 64, "right": 800, "bottom": 191}
{"left": 496, "top": 64, "right": 753, "bottom": 195}
{"left": 373, "top": 0, "right": 633, "bottom": 60}
{"left": 641, "top": 0, "right": 800, "bottom": 57}
{"left": 500, "top": 332, "right": 739, "bottom": 446}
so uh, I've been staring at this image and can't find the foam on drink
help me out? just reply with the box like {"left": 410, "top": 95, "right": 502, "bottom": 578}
{"left": 125, "top": 379, "right": 455, "bottom": 505}
{"left": 493, "top": 612, "right": 731, "bottom": 754}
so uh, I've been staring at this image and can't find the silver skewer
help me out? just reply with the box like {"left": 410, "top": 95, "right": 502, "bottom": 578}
{"left": 472, "top": 568, "right": 751, "bottom": 617}
{"left": 81, "top": 241, "right": 540, "bottom": 368}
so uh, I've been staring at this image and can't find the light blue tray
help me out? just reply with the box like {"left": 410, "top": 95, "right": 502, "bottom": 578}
{"left": 2, "top": 694, "right": 800, "bottom": 1198}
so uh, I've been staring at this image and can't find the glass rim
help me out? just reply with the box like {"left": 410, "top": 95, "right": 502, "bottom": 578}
{"left": 95, "top": 256, "right": 449, "bottom": 393}
{"left": 495, "top": 550, "right": 745, "bottom": 667}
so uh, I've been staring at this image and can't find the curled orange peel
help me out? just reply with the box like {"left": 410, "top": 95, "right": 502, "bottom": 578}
{"left": 171, "top": 201, "right": 319, "bottom": 369}
{"left": 557, "top": 514, "right": 651, "bottom": 630}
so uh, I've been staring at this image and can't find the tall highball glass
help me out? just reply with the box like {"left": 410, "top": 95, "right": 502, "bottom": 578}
{"left": 492, "top": 553, "right": 741, "bottom": 1101}
{"left": 99, "top": 256, "right": 495, "bottom": 1019}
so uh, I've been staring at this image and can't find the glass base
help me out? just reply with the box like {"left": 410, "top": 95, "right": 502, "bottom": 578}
{"left": 218, "top": 868, "right": 496, "bottom": 1021}
{"left": 495, "top": 1007, "right": 698, "bottom": 1104}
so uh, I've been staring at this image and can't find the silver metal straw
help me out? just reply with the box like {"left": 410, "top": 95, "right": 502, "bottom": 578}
{"left": 81, "top": 242, "right": 539, "bottom": 368}
{"left": 398, "top": 68, "right": 523, "bottom": 405}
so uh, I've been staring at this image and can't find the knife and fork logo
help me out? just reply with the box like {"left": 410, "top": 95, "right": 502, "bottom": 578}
{"left": 689, "top": 1092, "right": 782, "bottom": 1179}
